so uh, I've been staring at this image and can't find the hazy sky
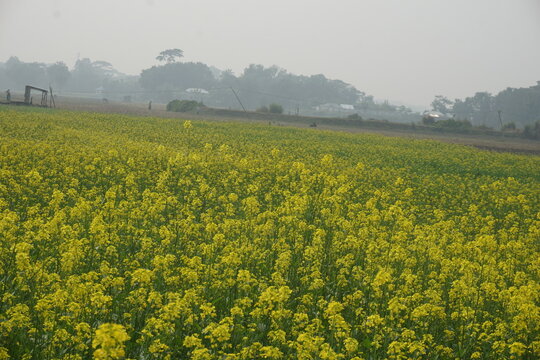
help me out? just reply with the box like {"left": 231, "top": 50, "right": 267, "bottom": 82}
{"left": 1, "top": 0, "right": 539, "bottom": 108}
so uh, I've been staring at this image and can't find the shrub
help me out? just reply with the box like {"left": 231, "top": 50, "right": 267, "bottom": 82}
{"left": 502, "top": 122, "right": 516, "bottom": 131}
{"left": 422, "top": 115, "right": 436, "bottom": 125}
{"left": 256, "top": 105, "right": 269, "bottom": 113}
{"left": 347, "top": 113, "right": 363, "bottom": 120}
{"left": 166, "top": 100, "right": 203, "bottom": 112}
{"left": 435, "top": 119, "right": 472, "bottom": 129}
{"left": 268, "top": 103, "right": 283, "bottom": 114}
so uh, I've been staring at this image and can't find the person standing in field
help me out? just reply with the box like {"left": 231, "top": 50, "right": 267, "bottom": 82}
{"left": 6, "top": 89, "right": 11, "bottom": 102}
{"left": 148, "top": 101, "right": 152, "bottom": 110}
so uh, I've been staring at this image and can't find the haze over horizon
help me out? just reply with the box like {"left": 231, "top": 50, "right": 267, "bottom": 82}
{"left": 1, "top": 0, "right": 539, "bottom": 109}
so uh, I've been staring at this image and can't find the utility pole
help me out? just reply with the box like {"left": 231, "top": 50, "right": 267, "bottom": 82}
{"left": 49, "top": 86, "right": 56, "bottom": 108}
{"left": 230, "top": 87, "right": 247, "bottom": 112}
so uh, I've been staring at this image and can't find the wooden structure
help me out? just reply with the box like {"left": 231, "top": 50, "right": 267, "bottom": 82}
{"left": 24, "top": 85, "right": 49, "bottom": 106}
{"left": 0, "top": 85, "right": 55, "bottom": 108}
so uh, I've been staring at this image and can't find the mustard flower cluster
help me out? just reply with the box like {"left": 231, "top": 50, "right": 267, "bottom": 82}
{"left": 0, "top": 108, "right": 538, "bottom": 359}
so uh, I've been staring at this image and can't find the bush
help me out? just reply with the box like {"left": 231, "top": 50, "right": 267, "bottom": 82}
{"left": 268, "top": 103, "right": 283, "bottom": 114}
{"left": 435, "top": 119, "right": 472, "bottom": 129}
{"left": 256, "top": 105, "right": 269, "bottom": 113}
{"left": 347, "top": 113, "right": 363, "bottom": 120}
{"left": 422, "top": 115, "right": 436, "bottom": 125}
{"left": 502, "top": 122, "right": 516, "bottom": 131}
{"left": 166, "top": 100, "right": 203, "bottom": 112}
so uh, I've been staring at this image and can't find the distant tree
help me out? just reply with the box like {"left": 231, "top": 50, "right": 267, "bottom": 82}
{"left": 139, "top": 62, "right": 216, "bottom": 96}
{"left": 69, "top": 58, "right": 123, "bottom": 92}
{"left": 70, "top": 58, "right": 102, "bottom": 91}
{"left": 523, "top": 121, "right": 540, "bottom": 139}
{"left": 156, "top": 49, "right": 184, "bottom": 63}
{"left": 92, "top": 60, "right": 119, "bottom": 76}
{"left": 256, "top": 105, "right": 269, "bottom": 113}
{"left": 46, "top": 62, "right": 70, "bottom": 90}
{"left": 226, "top": 65, "right": 361, "bottom": 110}
{"left": 431, "top": 95, "right": 454, "bottom": 114}
{"left": 4, "top": 56, "right": 47, "bottom": 88}
{"left": 450, "top": 92, "right": 495, "bottom": 127}
{"left": 495, "top": 86, "right": 540, "bottom": 128}
{"left": 449, "top": 84, "right": 540, "bottom": 129}
{"left": 220, "top": 69, "right": 237, "bottom": 87}
{"left": 268, "top": 103, "right": 283, "bottom": 114}
{"left": 102, "top": 75, "right": 141, "bottom": 99}
{"left": 470, "top": 92, "right": 495, "bottom": 126}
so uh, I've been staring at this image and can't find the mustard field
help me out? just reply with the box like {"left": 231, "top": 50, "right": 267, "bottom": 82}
{"left": 0, "top": 108, "right": 539, "bottom": 360}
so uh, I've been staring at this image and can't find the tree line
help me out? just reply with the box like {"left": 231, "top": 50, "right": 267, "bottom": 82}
{"left": 0, "top": 54, "right": 416, "bottom": 120}
{"left": 431, "top": 83, "right": 540, "bottom": 129}
{"left": 0, "top": 56, "right": 140, "bottom": 96}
